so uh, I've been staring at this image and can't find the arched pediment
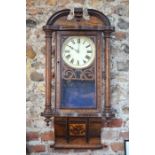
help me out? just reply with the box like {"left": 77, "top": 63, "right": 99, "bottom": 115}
{"left": 43, "top": 8, "right": 114, "bottom": 31}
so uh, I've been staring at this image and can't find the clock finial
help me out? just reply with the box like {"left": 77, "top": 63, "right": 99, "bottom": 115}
{"left": 67, "top": 7, "right": 90, "bottom": 21}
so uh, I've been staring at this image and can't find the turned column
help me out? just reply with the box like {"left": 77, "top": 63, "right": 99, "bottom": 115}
{"left": 41, "top": 29, "right": 53, "bottom": 125}
{"left": 45, "top": 30, "right": 52, "bottom": 113}
{"left": 103, "top": 29, "right": 114, "bottom": 118}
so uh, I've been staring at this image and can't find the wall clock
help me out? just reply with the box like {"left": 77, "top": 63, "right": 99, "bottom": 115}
{"left": 41, "top": 8, "right": 115, "bottom": 149}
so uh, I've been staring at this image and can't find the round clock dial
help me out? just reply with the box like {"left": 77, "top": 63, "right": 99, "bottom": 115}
{"left": 62, "top": 36, "right": 96, "bottom": 69}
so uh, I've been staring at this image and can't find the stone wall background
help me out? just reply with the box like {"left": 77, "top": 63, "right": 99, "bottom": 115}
{"left": 26, "top": 0, "right": 129, "bottom": 155}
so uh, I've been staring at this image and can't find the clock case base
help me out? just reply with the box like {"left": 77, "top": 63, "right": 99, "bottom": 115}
{"left": 53, "top": 117, "right": 102, "bottom": 149}
{"left": 53, "top": 139, "right": 102, "bottom": 149}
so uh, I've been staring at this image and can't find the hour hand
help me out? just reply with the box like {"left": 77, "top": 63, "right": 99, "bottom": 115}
{"left": 67, "top": 45, "right": 74, "bottom": 50}
{"left": 67, "top": 45, "right": 79, "bottom": 53}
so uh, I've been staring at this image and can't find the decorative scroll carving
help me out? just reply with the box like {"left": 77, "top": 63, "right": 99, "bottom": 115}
{"left": 62, "top": 65, "right": 95, "bottom": 80}
{"left": 62, "top": 67, "right": 76, "bottom": 79}
{"left": 80, "top": 66, "right": 95, "bottom": 80}
{"left": 69, "top": 124, "right": 86, "bottom": 136}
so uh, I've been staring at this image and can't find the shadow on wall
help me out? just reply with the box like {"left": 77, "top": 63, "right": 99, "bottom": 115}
{"left": 26, "top": 145, "right": 30, "bottom": 155}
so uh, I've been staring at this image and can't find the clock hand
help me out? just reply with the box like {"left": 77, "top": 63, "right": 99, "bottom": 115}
{"left": 67, "top": 45, "right": 79, "bottom": 53}
{"left": 67, "top": 45, "right": 74, "bottom": 50}
{"left": 77, "top": 38, "right": 80, "bottom": 53}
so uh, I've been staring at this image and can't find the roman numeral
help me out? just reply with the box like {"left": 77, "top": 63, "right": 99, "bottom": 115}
{"left": 86, "top": 44, "right": 90, "bottom": 48}
{"left": 70, "top": 58, "right": 74, "bottom": 64}
{"left": 65, "top": 54, "right": 71, "bottom": 59}
{"left": 85, "top": 55, "right": 91, "bottom": 60}
{"left": 77, "top": 60, "right": 79, "bottom": 66}
{"left": 71, "top": 40, "right": 75, "bottom": 44}
{"left": 83, "top": 59, "right": 87, "bottom": 64}
{"left": 77, "top": 38, "right": 80, "bottom": 44}
{"left": 87, "top": 50, "right": 92, "bottom": 53}
{"left": 83, "top": 40, "right": 86, "bottom": 44}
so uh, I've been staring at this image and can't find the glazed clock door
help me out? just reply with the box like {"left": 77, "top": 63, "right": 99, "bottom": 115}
{"left": 56, "top": 31, "right": 102, "bottom": 114}
{"left": 61, "top": 36, "right": 96, "bottom": 109}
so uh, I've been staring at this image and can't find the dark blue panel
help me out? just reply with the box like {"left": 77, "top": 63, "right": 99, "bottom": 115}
{"left": 61, "top": 80, "right": 96, "bottom": 108}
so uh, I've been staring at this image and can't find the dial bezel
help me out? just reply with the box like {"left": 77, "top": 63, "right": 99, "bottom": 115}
{"left": 61, "top": 36, "right": 96, "bottom": 69}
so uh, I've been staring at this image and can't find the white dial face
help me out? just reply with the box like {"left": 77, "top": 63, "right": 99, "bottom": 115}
{"left": 62, "top": 36, "right": 96, "bottom": 69}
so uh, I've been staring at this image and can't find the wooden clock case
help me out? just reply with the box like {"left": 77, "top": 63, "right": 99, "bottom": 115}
{"left": 41, "top": 8, "right": 115, "bottom": 149}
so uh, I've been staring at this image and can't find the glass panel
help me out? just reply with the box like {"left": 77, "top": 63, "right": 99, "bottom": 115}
{"left": 61, "top": 80, "right": 96, "bottom": 108}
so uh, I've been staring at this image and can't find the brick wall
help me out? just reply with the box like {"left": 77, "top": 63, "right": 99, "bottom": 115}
{"left": 26, "top": 0, "right": 129, "bottom": 154}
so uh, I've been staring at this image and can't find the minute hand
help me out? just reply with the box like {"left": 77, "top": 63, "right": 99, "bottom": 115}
{"left": 77, "top": 40, "right": 80, "bottom": 53}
